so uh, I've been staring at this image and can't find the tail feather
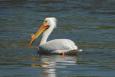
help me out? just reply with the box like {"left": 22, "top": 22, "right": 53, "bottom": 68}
{"left": 78, "top": 49, "right": 83, "bottom": 52}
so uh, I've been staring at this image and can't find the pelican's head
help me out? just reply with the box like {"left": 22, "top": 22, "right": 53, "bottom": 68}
{"left": 44, "top": 17, "right": 57, "bottom": 28}
{"left": 29, "top": 17, "right": 57, "bottom": 47}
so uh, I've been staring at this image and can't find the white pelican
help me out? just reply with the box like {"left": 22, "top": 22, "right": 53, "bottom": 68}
{"left": 29, "top": 17, "right": 80, "bottom": 55}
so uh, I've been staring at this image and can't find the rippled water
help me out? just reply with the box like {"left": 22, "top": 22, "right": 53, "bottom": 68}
{"left": 0, "top": 0, "right": 115, "bottom": 77}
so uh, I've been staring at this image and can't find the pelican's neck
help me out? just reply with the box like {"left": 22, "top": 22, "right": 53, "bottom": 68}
{"left": 40, "top": 26, "right": 55, "bottom": 45}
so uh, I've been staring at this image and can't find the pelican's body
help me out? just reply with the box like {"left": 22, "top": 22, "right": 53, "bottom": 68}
{"left": 39, "top": 39, "right": 78, "bottom": 54}
{"left": 29, "top": 17, "right": 79, "bottom": 55}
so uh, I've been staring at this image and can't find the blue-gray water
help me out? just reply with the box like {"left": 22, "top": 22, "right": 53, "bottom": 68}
{"left": 0, "top": 0, "right": 115, "bottom": 77}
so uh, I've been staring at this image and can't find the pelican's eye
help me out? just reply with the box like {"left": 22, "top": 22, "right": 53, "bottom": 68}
{"left": 44, "top": 20, "right": 47, "bottom": 23}
{"left": 43, "top": 20, "right": 49, "bottom": 29}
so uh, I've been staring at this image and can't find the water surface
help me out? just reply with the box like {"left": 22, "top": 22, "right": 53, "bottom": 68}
{"left": 0, "top": 0, "right": 115, "bottom": 77}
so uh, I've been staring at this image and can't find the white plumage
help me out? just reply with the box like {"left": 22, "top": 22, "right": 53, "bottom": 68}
{"left": 29, "top": 17, "right": 79, "bottom": 55}
{"left": 39, "top": 39, "right": 78, "bottom": 53}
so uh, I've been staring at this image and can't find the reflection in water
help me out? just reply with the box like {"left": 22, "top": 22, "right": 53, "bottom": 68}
{"left": 31, "top": 55, "right": 77, "bottom": 77}
{"left": 42, "top": 61, "right": 56, "bottom": 77}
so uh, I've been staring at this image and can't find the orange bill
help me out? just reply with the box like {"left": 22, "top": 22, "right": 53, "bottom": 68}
{"left": 28, "top": 22, "right": 49, "bottom": 47}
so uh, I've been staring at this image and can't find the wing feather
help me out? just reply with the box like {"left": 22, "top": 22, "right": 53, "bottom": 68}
{"left": 39, "top": 39, "right": 78, "bottom": 52}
